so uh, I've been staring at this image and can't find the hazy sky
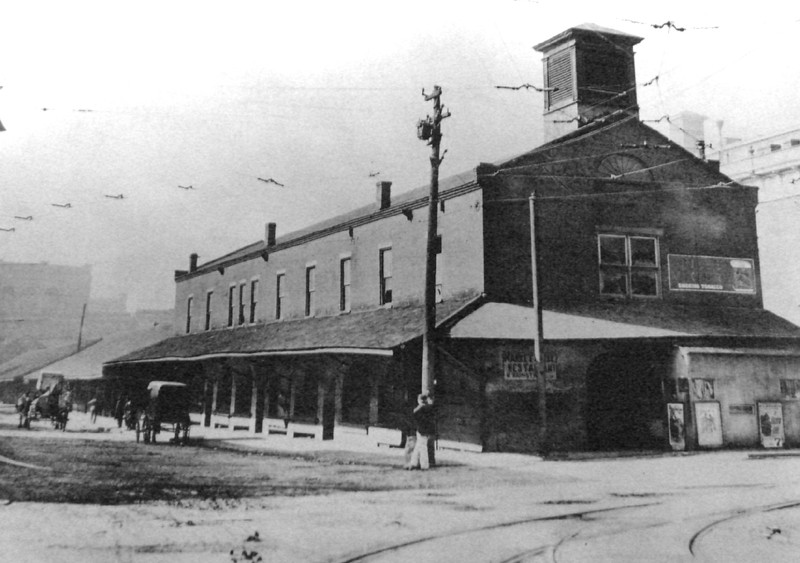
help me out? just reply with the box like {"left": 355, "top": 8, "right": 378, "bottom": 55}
{"left": 1, "top": 1, "right": 798, "bottom": 312}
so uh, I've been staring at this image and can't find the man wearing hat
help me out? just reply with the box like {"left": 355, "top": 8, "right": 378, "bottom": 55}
{"left": 405, "top": 393, "right": 436, "bottom": 470}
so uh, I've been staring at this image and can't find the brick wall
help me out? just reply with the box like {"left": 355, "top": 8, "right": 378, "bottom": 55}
{"left": 174, "top": 189, "right": 486, "bottom": 336}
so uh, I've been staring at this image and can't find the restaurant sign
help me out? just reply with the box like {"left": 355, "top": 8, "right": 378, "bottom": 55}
{"left": 501, "top": 349, "right": 557, "bottom": 381}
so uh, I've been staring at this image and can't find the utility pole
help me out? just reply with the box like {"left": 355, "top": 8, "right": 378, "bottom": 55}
{"left": 529, "top": 194, "right": 547, "bottom": 452}
{"left": 77, "top": 303, "right": 87, "bottom": 352}
{"left": 417, "top": 86, "right": 450, "bottom": 397}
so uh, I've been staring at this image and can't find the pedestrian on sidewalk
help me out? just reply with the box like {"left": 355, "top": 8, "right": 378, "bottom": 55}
{"left": 405, "top": 393, "right": 436, "bottom": 470}
{"left": 88, "top": 397, "right": 98, "bottom": 423}
{"left": 17, "top": 392, "right": 31, "bottom": 429}
{"left": 114, "top": 396, "right": 125, "bottom": 428}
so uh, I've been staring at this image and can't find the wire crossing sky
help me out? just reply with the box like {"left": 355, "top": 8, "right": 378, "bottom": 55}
{"left": 1, "top": 0, "right": 798, "bottom": 311}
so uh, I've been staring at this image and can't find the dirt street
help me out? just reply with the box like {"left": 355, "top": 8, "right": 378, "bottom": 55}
{"left": 2, "top": 404, "right": 800, "bottom": 562}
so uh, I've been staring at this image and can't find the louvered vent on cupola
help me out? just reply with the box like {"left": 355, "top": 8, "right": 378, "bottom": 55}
{"left": 535, "top": 23, "right": 643, "bottom": 143}
{"left": 545, "top": 50, "right": 574, "bottom": 109}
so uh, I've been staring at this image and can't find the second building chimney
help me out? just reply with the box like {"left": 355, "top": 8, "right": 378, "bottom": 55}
{"left": 265, "top": 222, "right": 277, "bottom": 247}
{"left": 189, "top": 253, "right": 198, "bottom": 273}
{"left": 376, "top": 181, "right": 392, "bottom": 210}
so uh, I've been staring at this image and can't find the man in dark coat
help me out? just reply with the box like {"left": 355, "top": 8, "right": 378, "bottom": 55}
{"left": 405, "top": 393, "right": 436, "bottom": 470}
{"left": 114, "top": 397, "right": 125, "bottom": 428}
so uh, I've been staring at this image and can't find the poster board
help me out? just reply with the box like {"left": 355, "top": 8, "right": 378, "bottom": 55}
{"left": 757, "top": 402, "right": 785, "bottom": 448}
{"left": 694, "top": 401, "right": 723, "bottom": 448}
{"left": 667, "top": 403, "right": 685, "bottom": 451}
{"left": 668, "top": 255, "right": 756, "bottom": 294}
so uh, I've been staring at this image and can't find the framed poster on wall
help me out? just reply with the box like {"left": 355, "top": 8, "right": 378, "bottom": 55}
{"left": 667, "top": 403, "right": 685, "bottom": 451}
{"left": 757, "top": 402, "right": 785, "bottom": 448}
{"left": 694, "top": 401, "right": 723, "bottom": 447}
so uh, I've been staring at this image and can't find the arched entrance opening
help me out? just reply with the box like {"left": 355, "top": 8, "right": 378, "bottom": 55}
{"left": 585, "top": 346, "right": 670, "bottom": 450}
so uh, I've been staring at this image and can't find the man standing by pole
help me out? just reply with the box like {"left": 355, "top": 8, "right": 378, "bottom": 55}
{"left": 416, "top": 86, "right": 450, "bottom": 468}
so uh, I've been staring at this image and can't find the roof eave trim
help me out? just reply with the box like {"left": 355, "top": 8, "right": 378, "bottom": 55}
{"left": 106, "top": 346, "right": 394, "bottom": 366}
{"left": 177, "top": 181, "right": 482, "bottom": 282}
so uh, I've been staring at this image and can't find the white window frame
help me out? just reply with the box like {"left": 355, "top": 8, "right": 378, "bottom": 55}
{"left": 379, "top": 246, "right": 393, "bottom": 306}
{"left": 276, "top": 271, "right": 286, "bottom": 320}
{"left": 205, "top": 290, "right": 214, "bottom": 331}
{"left": 227, "top": 284, "right": 236, "bottom": 327}
{"left": 305, "top": 264, "right": 316, "bottom": 317}
{"left": 238, "top": 281, "right": 247, "bottom": 325}
{"left": 185, "top": 295, "right": 193, "bottom": 334}
{"left": 598, "top": 233, "right": 661, "bottom": 298}
{"left": 340, "top": 256, "right": 352, "bottom": 313}
{"left": 249, "top": 278, "right": 259, "bottom": 324}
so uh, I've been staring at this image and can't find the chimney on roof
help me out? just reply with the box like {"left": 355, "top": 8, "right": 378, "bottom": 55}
{"left": 669, "top": 111, "right": 707, "bottom": 158}
{"left": 189, "top": 253, "right": 198, "bottom": 273}
{"left": 265, "top": 222, "right": 277, "bottom": 247}
{"left": 376, "top": 181, "right": 392, "bottom": 210}
{"left": 534, "top": 23, "right": 643, "bottom": 143}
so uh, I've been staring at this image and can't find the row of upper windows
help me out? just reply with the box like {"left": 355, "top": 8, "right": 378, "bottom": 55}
{"left": 185, "top": 232, "right": 752, "bottom": 331}
{"left": 185, "top": 278, "right": 260, "bottom": 333}
{"left": 184, "top": 246, "right": 446, "bottom": 333}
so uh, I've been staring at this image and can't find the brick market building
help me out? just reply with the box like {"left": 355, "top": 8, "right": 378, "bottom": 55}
{"left": 106, "top": 24, "right": 800, "bottom": 453}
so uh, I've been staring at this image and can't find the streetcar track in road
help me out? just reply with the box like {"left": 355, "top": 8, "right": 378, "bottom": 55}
{"left": 495, "top": 545, "right": 551, "bottom": 563}
{"left": 335, "top": 502, "right": 659, "bottom": 562}
{"left": 687, "top": 500, "right": 800, "bottom": 557}
{"left": 0, "top": 453, "right": 52, "bottom": 471}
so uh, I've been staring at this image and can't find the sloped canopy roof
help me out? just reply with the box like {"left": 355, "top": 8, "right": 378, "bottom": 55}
{"left": 446, "top": 301, "right": 800, "bottom": 341}
{"left": 0, "top": 339, "right": 101, "bottom": 382}
{"left": 106, "top": 297, "right": 479, "bottom": 365}
{"left": 19, "top": 324, "right": 174, "bottom": 381}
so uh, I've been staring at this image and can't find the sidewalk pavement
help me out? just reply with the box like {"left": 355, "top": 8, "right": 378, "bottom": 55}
{"left": 19, "top": 408, "right": 789, "bottom": 469}
{"left": 20, "top": 409, "right": 545, "bottom": 471}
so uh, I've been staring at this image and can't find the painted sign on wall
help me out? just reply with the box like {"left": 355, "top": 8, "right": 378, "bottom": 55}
{"left": 668, "top": 254, "right": 756, "bottom": 294}
{"left": 501, "top": 350, "right": 536, "bottom": 380}
{"left": 757, "top": 402, "right": 785, "bottom": 448}
{"left": 694, "top": 401, "right": 723, "bottom": 447}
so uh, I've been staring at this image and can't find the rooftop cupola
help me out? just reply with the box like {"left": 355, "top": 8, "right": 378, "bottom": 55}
{"left": 534, "top": 23, "right": 643, "bottom": 143}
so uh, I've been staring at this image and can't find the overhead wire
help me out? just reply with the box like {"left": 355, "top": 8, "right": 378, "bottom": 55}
{"left": 10, "top": 15, "right": 799, "bottom": 249}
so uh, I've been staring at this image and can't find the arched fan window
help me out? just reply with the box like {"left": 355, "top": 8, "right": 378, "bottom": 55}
{"left": 597, "top": 154, "right": 653, "bottom": 181}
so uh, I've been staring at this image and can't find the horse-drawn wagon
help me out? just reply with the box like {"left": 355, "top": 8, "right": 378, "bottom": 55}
{"left": 136, "top": 381, "right": 192, "bottom": 444}
{"left": 33, "top": 380, "right": 71, "bottom": 431}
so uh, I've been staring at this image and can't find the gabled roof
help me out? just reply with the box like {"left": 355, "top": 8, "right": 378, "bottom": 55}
{"left": 481, "top": 115, "right": 739, "bottom": 191}
{"left": 182, "top": 113, "right": 737, "bottom": 279}
{"left": 106, "top": 296, "right": 481, "bottom": 366}
{"left": 186, "top": 169, "right": 480, "bottom": 277}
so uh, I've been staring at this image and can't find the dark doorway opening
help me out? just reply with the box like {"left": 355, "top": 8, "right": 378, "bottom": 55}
{"left": 585, "top": 346, "right": 669, "bottom": 450}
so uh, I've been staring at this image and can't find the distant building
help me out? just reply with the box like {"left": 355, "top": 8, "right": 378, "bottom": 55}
{"left": 0, "top": 261, "right": 92, "bottom": 348}
{"left": 108, "top": 24, "right": 800, "bottom": 452}
{"left": 714, "top": 128, "right": 800, "bottom": 326}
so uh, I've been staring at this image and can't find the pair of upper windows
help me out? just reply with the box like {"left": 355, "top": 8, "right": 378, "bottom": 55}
{"left": 227, "top": 281, "right": 259, "bottom": 327}
{"left": 598, "top": 234, "right": 659, "bottom": 298}
{"left": 275, "top": 256, "right": 355, "bottom": 321}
